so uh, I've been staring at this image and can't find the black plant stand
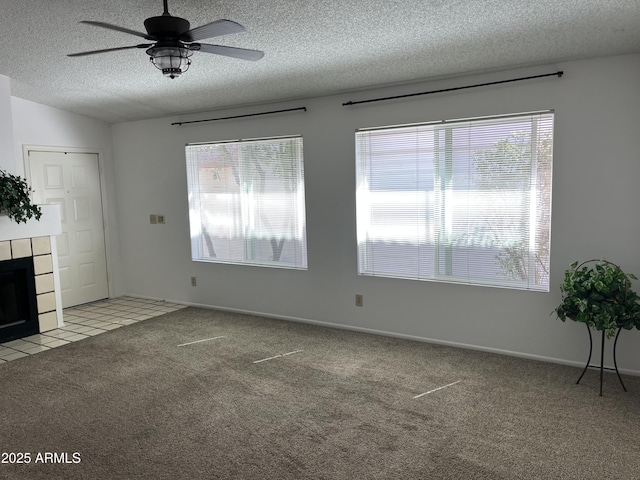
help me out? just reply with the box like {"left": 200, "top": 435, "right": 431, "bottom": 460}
{"left": 576, "top": 324, "right": 627, "bottom": 396}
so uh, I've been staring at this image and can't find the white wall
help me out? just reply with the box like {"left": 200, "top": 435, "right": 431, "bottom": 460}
{"left": 0, "top": 75, "right": 15, "bottom": 173}
{"left": 111, "top": 54, "right": 640, "bottom": 373}
{"left": 10, "top": 96, "right": 124, "bottom": 297}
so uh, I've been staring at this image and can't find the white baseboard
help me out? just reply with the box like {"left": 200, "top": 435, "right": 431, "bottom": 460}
{"left": 126, "top": 294, "right": 640, "bottom": 377}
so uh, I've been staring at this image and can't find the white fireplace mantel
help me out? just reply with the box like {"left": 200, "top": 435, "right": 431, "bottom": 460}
{"left": 0, "top": 204, "right": 62, "bottom": 241}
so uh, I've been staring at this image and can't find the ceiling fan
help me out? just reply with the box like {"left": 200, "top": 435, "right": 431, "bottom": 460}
{"left": 68, "top": 0, "right": 264, "bottom": 79}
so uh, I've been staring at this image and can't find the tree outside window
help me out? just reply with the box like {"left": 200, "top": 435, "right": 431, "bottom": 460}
{"left": 186, "top": 136, "right": 308, "bottom": 270}
{"left": 356, "top": 112, "right": 553, "bottom": 291}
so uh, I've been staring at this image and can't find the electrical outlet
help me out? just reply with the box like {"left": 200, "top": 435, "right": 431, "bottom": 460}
{"left": 191, "top": 276, "right": 197, "bottom": 287}
{"left": 157, "top": 215, "right": 165, "bottom": 224}
{"left": 150, "top": 214, "right": 157, "bottom": 224}
{"left": 355, "top": 294, "right": 363, "bottom": 307}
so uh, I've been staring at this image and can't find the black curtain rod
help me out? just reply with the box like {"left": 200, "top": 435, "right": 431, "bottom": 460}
{"left": 172, "top": 107, "right": 307, "bottom": 126}
{"left": 342, "top": 71, "right": 564, "bottom": 106}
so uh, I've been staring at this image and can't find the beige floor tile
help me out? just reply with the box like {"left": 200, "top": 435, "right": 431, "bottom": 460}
{"left": 38, "top": 336, "right": 70, "bottom": 346}
{"left": 53, "top": 331, "right": 82, "bottom": 340}
{"left": 1, "top": 339, "right": 32, "bottom": 349}
{"left": 0, "top": 351, "right": 28, "bottom": 361}
{"left": 65, "top": 334, "right": 89, "bottom": 342}
{"left": 19, "top": 345, "right": 51, "bottom": 354}
{"left": 45, "top": 339, "right": 70, "bottom": 348}
{"left": 83, "top": 328, "right": 107, "bottom": 336}
{"left": 101, "top": 324, "right": 123, "bottom": 330}
{"left": 0, "top": 296, "right": 186, "bottom": 360}
{"left": 62, "top": 325, "right": 93, "bottom": 333}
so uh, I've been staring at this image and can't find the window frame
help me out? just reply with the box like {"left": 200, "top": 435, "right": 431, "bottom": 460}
{"left": 355, "top": 111, "right": 554, "bottom": 291}
{"left": 186, "top": 134, "right": 308, "bottom": 270}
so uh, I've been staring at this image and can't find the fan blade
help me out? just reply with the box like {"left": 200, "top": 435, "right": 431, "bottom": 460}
{"left": 181, "top": 19, "right": 245, "bottom": 42}
{"left": 80, "top": 21, "right": 154, "bottom": 40}
{"left": 68, "top": 44, "right": 152, "bottom": 57}
{"left": 195, "top": 44, "right": 264, "bottom": 61}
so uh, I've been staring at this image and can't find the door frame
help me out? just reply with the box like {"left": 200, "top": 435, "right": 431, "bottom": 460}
{"left": 22, "top": 145, "right": 113, "bottom": 303}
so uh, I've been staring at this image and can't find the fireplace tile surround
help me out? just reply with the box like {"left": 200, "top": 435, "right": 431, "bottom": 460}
{"left": 0, "top": 236, "right": 57, "bottom": 335}
{"left": 0, "top": 205, "right": 63, "bottom": 339}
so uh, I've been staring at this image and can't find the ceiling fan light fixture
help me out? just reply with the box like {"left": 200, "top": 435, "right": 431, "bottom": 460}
{"left": 147, "top": 45, "right": 193, "bottom": 79}
{"left": 69, "top": 1, "right": 265, "bottom": 78}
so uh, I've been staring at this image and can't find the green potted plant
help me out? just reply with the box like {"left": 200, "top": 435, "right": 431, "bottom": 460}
{"left": 0, "top": 169, "right": 42, "bottom": 224}
{"left": 554, "top": 259, "right": 640, "bottom": 338}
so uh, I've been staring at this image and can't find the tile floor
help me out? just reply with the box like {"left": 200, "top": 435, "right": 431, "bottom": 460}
{"left": 0, "top": 296, "right": 186, "bottom": 363}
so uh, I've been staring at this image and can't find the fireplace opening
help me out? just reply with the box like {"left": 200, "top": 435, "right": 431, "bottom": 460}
{"left": 0, "top": 257, "right": 39, "bottom": 343}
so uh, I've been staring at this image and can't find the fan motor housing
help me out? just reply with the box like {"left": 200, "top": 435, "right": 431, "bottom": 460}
{"left": 144, "top": 15, "right": 191, "bottom": 39}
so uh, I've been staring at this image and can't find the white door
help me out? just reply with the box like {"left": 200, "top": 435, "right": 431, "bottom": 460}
{"left": 27, "top": 150, "right": 109, "bottom": 308}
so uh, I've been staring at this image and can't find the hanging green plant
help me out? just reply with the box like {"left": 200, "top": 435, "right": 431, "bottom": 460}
{"left": 0, "top": 169, "right": 42, "bottom": 224}
{"left": 554, "top": 260, "right": 640, "bottom": 338}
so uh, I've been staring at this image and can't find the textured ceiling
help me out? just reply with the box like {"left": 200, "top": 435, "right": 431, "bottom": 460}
{"left": 1, "top": 0, "right": 640, "bottom": 123}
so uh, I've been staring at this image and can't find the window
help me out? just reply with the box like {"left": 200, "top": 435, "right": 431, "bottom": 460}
{"left": 356, "top": 111, "right": 553, "bottom": 291}
{"left": 186, "top": 135, "right": 308, "bottom": 269}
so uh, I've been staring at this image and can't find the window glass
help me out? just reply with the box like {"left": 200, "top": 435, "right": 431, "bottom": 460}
{"left": 186, "top": 136, "right": 308, "bottom": 269}
{"left": 356, "top": 112, "right": 553, "bottom": 291}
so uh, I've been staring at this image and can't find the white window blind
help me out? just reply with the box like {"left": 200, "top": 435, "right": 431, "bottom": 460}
{"left": 356, "top": 111, "right": 553, "bottom": 291}
{"left": 186, "top": 135, "right": 308, "bottom": 269}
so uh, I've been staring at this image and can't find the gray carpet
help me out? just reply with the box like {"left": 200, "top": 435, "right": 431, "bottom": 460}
{"left": 1, "top": 307, "right": 639, "bottom": 479}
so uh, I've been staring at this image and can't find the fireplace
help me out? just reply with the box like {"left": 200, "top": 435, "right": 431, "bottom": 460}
{"left": 0, "top": 257, "right": 38, "bottom": 342}
{"left": 0, "top": 205, "right": 63, "bottom": 340}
